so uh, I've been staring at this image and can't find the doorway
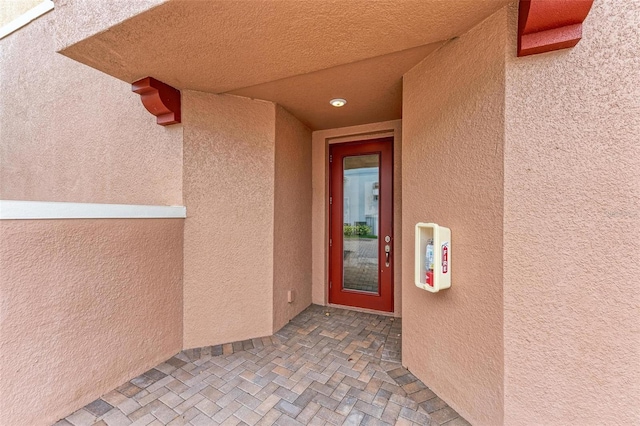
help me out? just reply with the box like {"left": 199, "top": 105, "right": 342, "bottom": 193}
{"left": 329, "top": 137, "right": 393, "bottom": 312}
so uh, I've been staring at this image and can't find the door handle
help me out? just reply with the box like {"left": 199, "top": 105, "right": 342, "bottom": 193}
{"left": 384, "top": 243, "right": 391, "bottom": 267}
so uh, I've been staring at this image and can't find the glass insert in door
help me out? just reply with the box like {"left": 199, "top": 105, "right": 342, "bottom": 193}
{"left": 342, "top": 154, "right": 379, "bottom": 293}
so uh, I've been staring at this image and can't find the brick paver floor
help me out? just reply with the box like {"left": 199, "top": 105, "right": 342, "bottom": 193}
{"left": 56, "top": 305, "right": 469, "bottom": 426}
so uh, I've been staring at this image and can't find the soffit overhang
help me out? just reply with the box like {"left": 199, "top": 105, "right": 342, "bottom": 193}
{"left": 56, "top": 0, "right": 512, "bottom": 129}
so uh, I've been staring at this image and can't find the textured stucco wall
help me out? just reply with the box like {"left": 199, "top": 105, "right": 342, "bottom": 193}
{"left": 0, "top": 219, "right": 183, "bottom": 426}
{"left": 503, "top": 1, "right": 640, "bottom": 424}
{"left": 0, "top": 10, "right": 182, "bottom": 205}
{"left": 0, "top": 10, "right": 185, "bottom": 426}
{"left": 311, "top": 120, "right": 402, "bottom": 316}
{"left": 182, "top": 91, "right": 276, "bottom": 348}
{"left": 402, "top": 9, "right": 506, "bottom": 426}
{"left": 273, "top": 106, "right": 313, "bottom": 331}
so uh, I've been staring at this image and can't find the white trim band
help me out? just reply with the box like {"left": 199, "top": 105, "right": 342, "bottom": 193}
{"left": 0, "top": 0, "right": 54, "bottom": 40}
{"left": 0, "top": 200, "right": 186, "bottom": 220}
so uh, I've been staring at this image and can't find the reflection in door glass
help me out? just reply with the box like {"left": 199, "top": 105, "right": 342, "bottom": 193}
{"left": 343, "top": 154, "right": 379, "bottom": 293}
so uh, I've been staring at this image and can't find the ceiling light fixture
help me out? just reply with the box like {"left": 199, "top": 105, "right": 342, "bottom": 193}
{"left": 330, "top": 98, "right": 347, "bottom": 107}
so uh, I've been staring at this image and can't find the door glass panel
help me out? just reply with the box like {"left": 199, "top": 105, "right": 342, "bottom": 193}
{"left": 342, "top": 154, "right": 379, "bottom": 293}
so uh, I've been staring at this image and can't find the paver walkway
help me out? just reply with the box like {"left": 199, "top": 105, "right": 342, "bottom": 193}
{"left": 56, "top": 305, "right": 469, "bottom": 426}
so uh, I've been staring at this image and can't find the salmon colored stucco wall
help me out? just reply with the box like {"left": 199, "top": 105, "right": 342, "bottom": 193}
{"left": 0, "top": 10, "right": 182, "bottom": 205}
{"left": 182, "top": 91, "right": 276, "bottom": 348}
{"left": 273, "top": 106, "right": 313, "bottom": 331}
{"left": 0, "top": 219, "right": 183, "bottom": 426}
{"left": 1, "top": 9, "right": 186, "bottom": 426}
{"left": 402, "top": 9, "right": 506, "bottom": 426}
{"left": 503, "top": 1, "right": 640, "bottom": 424}
{"left": 311, "top": 120, "right": 402, "bottom": 316}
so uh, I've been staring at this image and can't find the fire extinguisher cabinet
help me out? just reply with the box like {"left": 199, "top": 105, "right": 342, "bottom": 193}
{"left": 415, "top": 223, "right": 451, "bottom": 293}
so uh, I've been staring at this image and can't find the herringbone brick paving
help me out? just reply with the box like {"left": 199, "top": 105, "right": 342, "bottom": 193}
{"left": 56, "top": 305, "right": 469, "bottom": 426}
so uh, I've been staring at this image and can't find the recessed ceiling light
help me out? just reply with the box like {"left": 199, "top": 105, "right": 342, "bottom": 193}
{"left": 330, "top": 98, "right": 347, "bottom": 107}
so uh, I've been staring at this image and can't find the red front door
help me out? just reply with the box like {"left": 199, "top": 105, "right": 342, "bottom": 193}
{"left": 329, "top": 138, "right": 393, "bottom": 312}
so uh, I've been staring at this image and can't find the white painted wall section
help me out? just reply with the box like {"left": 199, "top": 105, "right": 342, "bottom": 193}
{"left": 0, "top": 200, "right": 186, "bottom": 220}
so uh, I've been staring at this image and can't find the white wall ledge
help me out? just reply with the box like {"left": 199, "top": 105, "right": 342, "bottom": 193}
{"left": 0, "top": 200, "right": 186, "bottom": 220}
{"left": 0, "top": 1, "right": 54, "bottom": 40}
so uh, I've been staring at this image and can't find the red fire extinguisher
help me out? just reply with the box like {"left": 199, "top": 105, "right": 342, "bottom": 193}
{"left": 426, "top": 270, "right": 434, "bottom": 287}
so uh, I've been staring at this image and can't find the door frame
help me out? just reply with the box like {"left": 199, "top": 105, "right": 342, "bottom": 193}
{"left": 328, "top": 137, "right": 394, "bottom": 312}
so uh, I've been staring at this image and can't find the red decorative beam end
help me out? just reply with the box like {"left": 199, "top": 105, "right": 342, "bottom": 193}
{"left": 132, "top": 77, "right": 181, "bottom": 125}
{"left": 518, "top": 0, "right": 594, "bottom": 57}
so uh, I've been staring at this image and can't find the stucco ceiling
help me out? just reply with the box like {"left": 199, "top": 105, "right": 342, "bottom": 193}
{"left": 229, "top": 42, "right": 443, "bottom": 129}
{"left": 59, "top": 0, "right": 511, "bottom": 130}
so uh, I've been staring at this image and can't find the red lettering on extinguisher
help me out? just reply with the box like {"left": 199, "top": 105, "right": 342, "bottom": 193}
{"left": 442, "top": 243, "right": 449, "bottom": 274}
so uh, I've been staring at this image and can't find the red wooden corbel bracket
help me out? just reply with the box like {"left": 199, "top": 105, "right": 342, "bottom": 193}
{"left": 132, "top": 77, "right": 181, "bottom": 125}
{"left": 518, "top": 0, "right": 594, "bottom": 57}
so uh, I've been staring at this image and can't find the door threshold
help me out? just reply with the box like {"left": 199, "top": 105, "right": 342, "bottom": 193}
{"left": 327, "top": 303, "right": 397, "bottom": 318}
